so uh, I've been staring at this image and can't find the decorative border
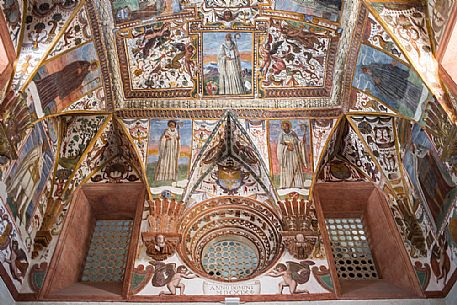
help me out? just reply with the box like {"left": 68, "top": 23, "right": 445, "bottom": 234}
{"left": 115, "top": 108, "right": 343, "bottom": 119}
{"left": 86, "top": 0, "right": 114, "bottom": 110}
{"left": 341, "top": 4, "right": 367, "bottom": 111}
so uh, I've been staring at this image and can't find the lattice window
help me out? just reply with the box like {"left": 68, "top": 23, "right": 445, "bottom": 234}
{"left": 81, "top": 220, "right": 133, "bottom": 282}
{"left": 201, "top": 237, "right": 259, "bottom": 281}
{"left": 325, "top": 218, "right": 379, "bottom": 280}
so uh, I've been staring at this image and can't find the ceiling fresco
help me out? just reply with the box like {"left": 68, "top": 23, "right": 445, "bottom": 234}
{"left": 0, "top": 0, "right": 457, "bottom": 301}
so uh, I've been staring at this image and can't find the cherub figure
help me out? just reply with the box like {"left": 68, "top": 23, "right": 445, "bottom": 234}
{"left": 149, "top": 261, "right": 197, "bottom": 295}
{"left": 267, "top": 261, "right": 315, "bottom": 294}
{"left": 5, "top": 240, "right": 29, "bottom": 283}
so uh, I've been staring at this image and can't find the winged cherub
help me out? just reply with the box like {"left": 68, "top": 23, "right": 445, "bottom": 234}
{"left": 267, "top": 261, "right": 315, "bottom": 294}
{"left": 149, "top": 261, "right": 197, "bottom": 295}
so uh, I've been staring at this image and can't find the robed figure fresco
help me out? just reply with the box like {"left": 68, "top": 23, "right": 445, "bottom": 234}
{"left": 6, "top": 144, "right": 43, "bottom": 224}
{"left": 415, "top": 143, "right": 454, "bottom": 222}
{"left": 218, "top": 33, "right": 245, "bottom": 95}
{"left": 155, "top": 120, "right": 180, "bottom": 181}
{"left": 402, "top": 123, "right": 456, "bottom": 230}
{"left": 277, "top": 121, "right": 307, "bottom": 188}
{"left": 361, "top": 63, "right": 422, "bottom": 112}
{"left": 34, "top": 60, "right": 98, "bottom": 109}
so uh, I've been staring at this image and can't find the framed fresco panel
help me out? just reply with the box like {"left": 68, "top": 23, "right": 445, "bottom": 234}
{"left": 202, "top": 32, "right": 253, "bottom": 97}
{"left": 5, "top": 122, "right": 55, "bottom": 229}
{"left": 147, "top": 119, "right": 192, "bottom": 188}
{"left": 268, "top": 119, "right": 312, "bottom": 193}
{"left": 111, "top": 0, "right": 183, "bottom": 25}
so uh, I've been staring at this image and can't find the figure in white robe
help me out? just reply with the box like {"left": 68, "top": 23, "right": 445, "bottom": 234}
{"left": 155, "top": 120, "right": 180, "bottom": 181}
{"left": 218, "top": 33, "right": 245, "bottom": 95}
{"left": 6, "top": 144, "right": 43, "bottom": 224}
{"left": 277, "top": 121, "right": 307, "bottom": 189}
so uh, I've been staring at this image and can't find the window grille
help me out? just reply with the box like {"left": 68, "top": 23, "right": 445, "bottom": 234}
{"left": 202, "top": 238, "right": 259, "bottom": 281}
{"left": 325, "top": 218, "right": 379, "bottom": 280}
{"left": 81, "top": 220, "right": 132, "bottom": 282}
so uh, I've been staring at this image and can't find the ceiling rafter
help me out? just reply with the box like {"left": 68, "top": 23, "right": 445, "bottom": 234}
{"left": 48, "top": 117, "right": 63, "bottom": 200}
{"left": 85, "top": 0, "right": 114, "bottom": 111}
{"left": 30, "top": 110, "right": 111, "bottom": 127}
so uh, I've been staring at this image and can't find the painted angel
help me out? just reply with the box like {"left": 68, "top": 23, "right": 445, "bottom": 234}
{"left": 5, "top": 240, "right": 29, "bottom": 283}
{"left": 149, "top": 261, "right": 197, "bottom": 295}
{"left": 267, "top": 261, "right": 315, "bottom": 294}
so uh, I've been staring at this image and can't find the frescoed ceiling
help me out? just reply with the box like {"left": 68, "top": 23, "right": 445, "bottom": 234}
{"left": 1, "top": 0, "right": 457, "bottom": 300}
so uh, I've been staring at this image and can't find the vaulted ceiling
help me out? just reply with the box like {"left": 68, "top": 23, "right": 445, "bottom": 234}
{"left": 1, "top": 0, "right": 457, "bottom": 298}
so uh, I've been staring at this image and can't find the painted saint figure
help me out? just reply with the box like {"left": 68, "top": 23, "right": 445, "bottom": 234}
{"left": 6, "top": 144, "right": 43, "bottom": 224}
{"left": 155, "top": 120, "right": 180, "bottom": 181}
{"left": 415, "top": 143, "right": 454, "bottom": 223}
{"left": 217, "top": 33, "right": 245, "bottom": 95}
{"left": 277, "top": 121, "right": 307, "bottom": 188}
{"left": 34, "top": 60, "right": 99, "bottom": 110}
{"left": 361, "top": 63, "right": 422, "bottom": 113}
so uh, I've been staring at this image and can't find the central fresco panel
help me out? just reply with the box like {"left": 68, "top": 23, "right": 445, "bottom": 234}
{"left": 114, "top": 0, "right": 342, "bottom": 101}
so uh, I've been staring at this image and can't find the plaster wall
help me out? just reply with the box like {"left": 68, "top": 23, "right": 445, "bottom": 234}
{"left": 442, "top": 22, "right": 457, "bottom": 84}
{"left": 446, "top": 281, "right": 457, "bottom": 305}
{"left": 0, "top": 275, "right": 14, "bottom": 305}
{"left": 0, "top": 258, "right": 452, "bottom": 305}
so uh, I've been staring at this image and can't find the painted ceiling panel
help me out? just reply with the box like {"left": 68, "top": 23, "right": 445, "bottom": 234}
{"left": 349, "top": 115, "right": 404, "bottom": 192}
{"left": 311, "top": 118, "right": 338, "bottom": 171}
{"left": 427, "top": 0, "right": 455, "bottom": 49}
{"left": 363, "top": 11, "right": 408, "bottom": 63}
{"left": 367, "top": 1, "right": 457, "bottom": 123}
{"left": 46, "top": 5, "right": 92, "bottom": 59}
{"left": 10, "top": 0, "right": 83, "bottom": 93}
{"left": 396, "top": 118, "right": 457, "bottom": 234}
{"left": 340, "top": 119, "right": 382, "bottom": 184}
{"left": 121, "top": 118, "right": 150, "bottom": 165}
{"left": 0, "top": 0, "right": 24, "bottom": 52}
{"left": 352, "top": 43, "right": 431, "bottom": 121}
{"left": 349, "top": 89, "right": 396, "bottom": 114}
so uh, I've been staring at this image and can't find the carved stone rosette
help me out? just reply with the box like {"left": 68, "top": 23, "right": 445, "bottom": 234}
{"left": 178, "top": 196, "right": 283, "bottom": 282}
